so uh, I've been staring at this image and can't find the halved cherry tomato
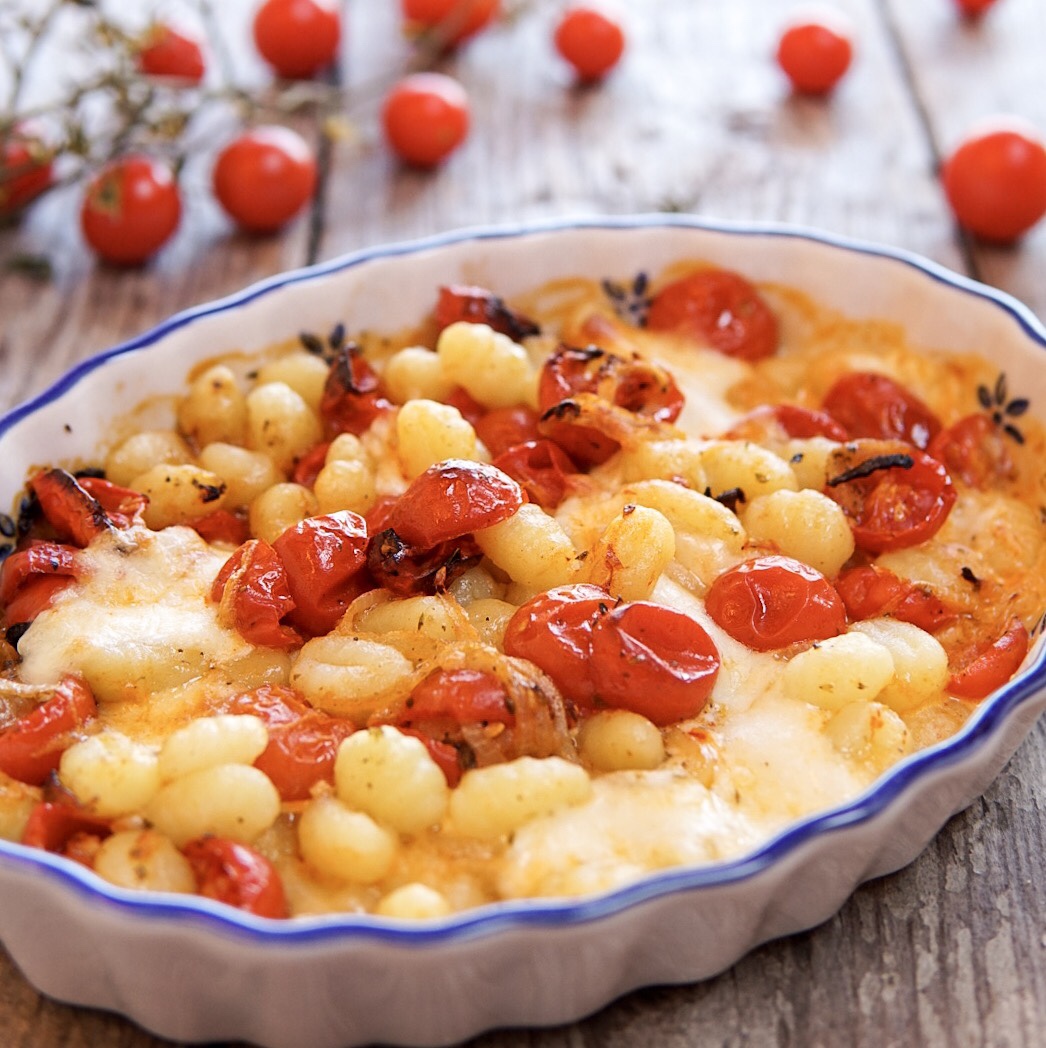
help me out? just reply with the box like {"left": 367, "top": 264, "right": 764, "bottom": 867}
{"left": 404, "top": 668, "right": 515, "bottom": 728}
{"left": 188, "top": 509, "right": 250, "bottom": 546}
{"left": 503, "top": 584, "right": 610, "bottom": 706}
{"left": 0, "top": 542, "right": 79, "bottom": 625}
{"left": 211, "top": 539, "right": 300, "bottom": 648}
{"left": 21, "top": 801, "right": 112, "bottom": 862}
{"left": 271, "top": 511, "right": 370, "bottom": 636}
{"left": 434, "top": 285, "right": 540, "bottom": 341}
{"left": 825, "top": 441, "right": 957, "bottom": 553}
{"left": 0, "top": 676, "right": 97, "bottom": 785}
{"left": 646, "top": 269, "right": 778, "bottom": 361}
{"left": 292, "top": 441, "right": 332, "bottom": 488}
{"left": 493, "top": 439, "right": 579, "bottom": 509}
{"left": 723, "top": 403, "right": 847, "bottom": 442}
{"left": 822, "top": 372, "right": 941, "bottom": 449}
{"left": 182, "top": 837, "right": 288, "bottom": 919}
{"left": 947, "top": 619, "right": 1029, "bottom": 700}
{"left": 836, "top": 564, "right": 957, "bottom": 634}
{"left": 588, "top": 601, "right": 720, "bottom": 725}
{"left": 319, "top": 346, "right": 392, "bottom": 438}
{"left": 705, "top": 555, "right": 846, "bottom": 652}
{"left": 29, "top": 469, "right": 113, "bottom": 547}
{"left": 474, "top": 405, "right": 542, "bottom": 458}
{"left": 384, "top": 460, "right": 524, "bottom": 548}
{"left": 927, "top": 413, "right": 1015, "bottom": 489}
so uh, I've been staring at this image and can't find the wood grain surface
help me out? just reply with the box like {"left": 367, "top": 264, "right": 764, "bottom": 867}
{"left": 1, "top": 1, "right": 1044, "bottom": 1045}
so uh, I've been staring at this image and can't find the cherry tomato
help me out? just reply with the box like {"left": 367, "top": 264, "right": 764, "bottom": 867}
{"left": 188, "top": 509, "right": 250, "bottom": 547}
{"left": 252, "top": 0, "right": 341, "bottom": 79}
{"left": 953, "top": 0, "right": 1001, "bottom": 18}
{"left": 21, "top": 802, "right": 112, "bottom": 861}
{"left": 319, "top": 346, "right": 392, "bottom": 438}
{"left": 385, "top": 460, "right": 524, "bottom": 548}
{"left": 705, "top": 555, "right": 846, "bottom": 652}
{"left": 434, "top": 285, "right": 541, "bottom": 341}
{"left": 137, "top": 23, "right": 206, "bottom": 82}
{"left": 367, "top": 529, "right": 481, "bottom": 597}
{"left": 76, "top": 476, "right": 148, "bottom": 529}
{"left": 182, "top": 837, "right": 288, "bottom": 918}
{"left": 825, "top": 441, "right": 957, "bottom": 553}
{"left": 0, "top": 541, "right": 79, "bottom": 626}
{"left": 723, "top": 403, "right": 847, "bottom": 442}
{"left": 492, "top": 440, "right": 579, "bottom": 509}
{"left": 395, "top": 728, "right": 464, "bottom": 787}
{"left": 443, "top": 387, "right": 486, "bottom": 428}
{"left": 401, "top": 0, "right": 499, "bottom": 45}
{"left": 211, "top": 539, "right": 301, "bottom": 648}
{"left": 821, "top": 372, "right": 941, "bottom": 449}
{"left": 554, "top": 6, "right": 626, "bottom": 82}
{"left": 225, "top": 682, "right": 310, "bottom": 726}
{"left": 947, "top": 619, "right": 1029, "bottom": 700}
{"left": 292, "top": 442, "right": 332, "bottom": 489}
{"left": 80, "top": 155, "right": 181, "bottom": 265}
{"left": 927, "top": 413, "right": 1015, "bottom": 489}
{"left": 942, "top": 121, "right": 1046, "bottom": 243}
{"left": 0, "top": 676, "right": 96, "bottom": 785}
{"left": 776, "top": 16, "right": 853, "bottom": 95}
{"left": 405, "top": 668, "right": 516, "bottom": 728}
{"left": 213, "top": 126, "right": 317, "bottom": 234}
{"left": 835, "top": 564, "right": 957, "bottom": 634}
{"left": 589, "top": 602, "right": 720, "bottom": 725}
{"left": 29, "top": 469, "right": 112, "bottom": 546}
{"left": 503, "top": 584, "right": 610, "bottom": 706}
{"left": 646, "top": 269, "right": 778, "bottom": 361}
{"left": 271, "top": 511, "right": 370, "bottom": 636}
{"left": 0, "top": 129, "right": 53, "bottom": 217}
{"left": 382, "top": 73, "right": 470, "bottom": 168}
{"left": 474, "top": 405, "right": 542, "bottom": 457}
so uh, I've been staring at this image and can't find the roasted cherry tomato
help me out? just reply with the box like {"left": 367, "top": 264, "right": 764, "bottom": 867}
{"left": 927, "top": 413, "right": 1016, "bottom": 489}
{"left": 588, "top": 601, "right": 720, "bottom": 725}
{"left": 825, "top": 441, "right": 957, "bottom": 554}
{"left": 405, "top": 668, "right": 516, "bottom": 728}
{"left": 211, "top": 539, "right": 301, "bottom": 648}
{"left": 705, "top": 555, "right": 846, "bottom": 652}
{"left": 0, "top": 129, "right": 53, "bottom": 217}
{"left": 947, "top": 619, "right": 1029, "bottom": 700}
{"left": 182, "top": 837, "right": 288, "bottom": 919}
{"left": 503, "top": 584, "right": 610, "bottom": 706}
{"left": 723, "top": 403, "right": 848, "bottom": 442}
{"left": 775, "top": 16, "right": 853, "bottom": 95}
{"left": 0, "top": 541, "right": 79, "bottom": 626}
{"left": 271, "top": 511, "right": 370, "bottom": 636}
{"left": 401, "top": 0, "right": 499, "bottom": 45}
{"left": 384, "top": 460, "right": 524, "bottom": 548}
{"left": 434, "top": 285, "right": 541, "bottom": 341}
{"left": 21, "top": 802, "right": 112, "bottom": 863}
{"left": 492, "top": 439, "right": 579, "bottom": 509}
{"left": 0, "top": 676, "right": 96, "bottom": 785}
{"left": 367, "top": 529, "right": 481, "bottom": 597}
{"left": 553, "top": 6, "right": 627, "bottom": 82}
{"left": 474, "top": 405, "right": 542, "bottom": 458}
{"left": 137, "top": 23, "right": 206, "bottom": 82}
{"left": 292, "top": 442, "right": 333, "bottom": 488}
{"left": 382, "top": 73, "right": 470, "bottom": 168}
{"left": 645, "top": 269, "right": 778, "bottom": 361}
{"left": 80, "top": 155, "right": 181, "bottom": 266}
{"left": 822, "top": 372, "right": 941, "bottom": 449}
{"left": 835, "top": 564, "right": 957, "bottom": 634}
{"left": 189, "top": 509, "right": 250, "bottom": 546}
{"left": 29, "top": 469, "right": 115, "bottom": 547}
{"left": 942, "top": 121, "right": 1046, "bottom": 243}
{"left": 252, "top": 0, "right": 341, "bottom": 79}
{"left": 395, "top": 728, "right": 464, "bottom": 787}
{"left": 319, "top": 345, "right": 392, "bottom": 438}
{"left": 76, "top": 476, "right": 148, "bottom": 528}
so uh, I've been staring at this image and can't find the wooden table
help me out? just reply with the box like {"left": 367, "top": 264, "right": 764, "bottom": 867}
{"left": 1, "top": 1, "right": 1044, "bottom": 1044}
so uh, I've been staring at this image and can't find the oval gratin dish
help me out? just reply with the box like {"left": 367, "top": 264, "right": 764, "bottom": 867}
{"left": 0, "top": 216, "right": 1044, "bottom": 1048}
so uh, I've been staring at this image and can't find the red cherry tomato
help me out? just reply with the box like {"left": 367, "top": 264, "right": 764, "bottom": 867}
{"left": 927, "top": 413, "right": 1015, "bottom": 489}
{"left": 493, "top": 439, "right": 579, "bottom": 509}
{"left": 252, "top": 0, "right": 341, "bottom": 79}
{"left": 319, "top": 346, "right": 392, "bottom": 438}
{"left": 29, "top": 469, "right": 112, "bottom": 546}
{"left": 74, "top": 476, "right": 148, "bottom": 529}
{"left": 382, "top": 73, "right": 470, "bottom": 168}
{"left": 723, "top": 403, "right": 847, "bottom": 442}
{"left": 474, "top": 405, "right": 542, "bottom": 457}
{"left": 211, "top": 539, "right": 301, "bottom": 648}
{"left": 385, "top": 460, "right": 524, "bottom": 548}
{"left": 292, "top": 442, "right": 332, "bottom": 489}
{"left": 434, "top": 285, "right": 541, "bottom": 341}
{"left": 554, "top": 6, "right": 626, "bottom": 82}
{"left": 947, "top": 619, "right": 1029, "bottom": 700}
{"left": 705, "top": 555, "right": 846, "bottom": 652}
{"left": 271, "top": 511, "right": 370, "bottom": 636}
{"left": 646, "top": 269, "right": 778, "bottom": 361}
{"left": 953, "top": 0, "right": 1001, "bottom": 18}
{"left": 503, "top": 584, "right": 610, "bottom": 707}
{"left": 188, "top": 509, "right": 251, "bottom": 547}
{"left": 182, "top": 837, "right": 288, "bottom": 918}
{"left": 137, "top": 23, "right": 206, "bottom": 82}
{"left": 404, "top": 668, "right": 516, "bottom": 727}
{"left": 776, "top": 17, "right": 853, "bottom": 95}
{"left": 80, "top": 155, "right": 181, "bottom": 265}
{"left": 589, "top": 601, "right": 720, "bottom": 725}
{"left": 825, "top": 441, "right": 957, "bottom": 553}
{"left": 21, "top": 802, "right": 112, "bottom": 861}
{"left": 0, "top": 541, "right": 80, "bottom": 626}
{"left": 835, "top": 564, "right": 957, "bottom": 634}
{"left": 213, "top": 126, "right": 317, "bottom": 234}
{"left": 0, "top": 130, "right": 53, "bottom": 217}
{"left": 401, "top": 0, "right": 499, "bottom": 45}
{"left": 0, "top": 676, "right": 97, "bottom": 785}
{"left": 942, "top": 122, "right": 1046, "bottom": 243}
{"left": 822, "top": 372, "right": 941, "bottom": 449}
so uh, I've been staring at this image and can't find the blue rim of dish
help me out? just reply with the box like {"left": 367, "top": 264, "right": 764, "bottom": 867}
{"left": 1, "top": 213, "right": 1044, "bottom": 947}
